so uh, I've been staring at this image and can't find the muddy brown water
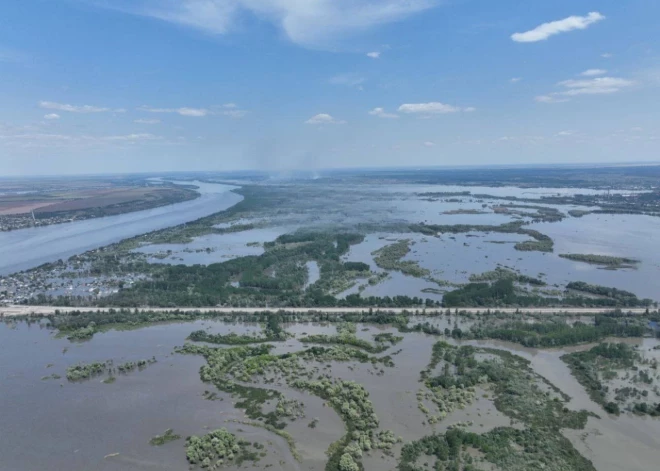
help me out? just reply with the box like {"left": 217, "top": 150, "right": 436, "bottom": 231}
{"left": 1, "top": 320, "right": 659, "bottom": 471}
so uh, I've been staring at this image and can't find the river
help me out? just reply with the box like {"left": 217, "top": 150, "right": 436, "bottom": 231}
{"left": 0, "top": 181, "right": 241, "bottom": 276}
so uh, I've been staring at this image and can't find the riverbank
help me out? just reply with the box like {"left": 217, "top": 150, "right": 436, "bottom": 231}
{"left": 0, "top": 181, "right": 242, "bottom": 276}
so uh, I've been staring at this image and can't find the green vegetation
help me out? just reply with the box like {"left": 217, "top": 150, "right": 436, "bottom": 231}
{"left": 399, "top": 427, "right": 596, "bottom": 471}
{"left": 563, "top": 343, "right": 660, "bottom": 416}
{"left": 301, "top": 333, "right": 388, "bottom": 354}
{"left": 185, "top": 428, "right": 259, "bottom": 469}
{"left": 116, "top": 358, "right": 157, "bottom": 372}
{"left": 373, "top": 332, "right": 403, "bottom": 346}
{"left": 66, "top": 324, "right": 97, "bottom": 341}
{"left": 410, "top": 221, "right": 554, "bottom": 253}
{"left": 65, "top": 357, "right": 156, "bottom": 381}
{"left": 290, "top": 378, "right": 399, "bottom": 471}
{"left": 149, "top": 428, "right": 181, "bottom": 446}
{"left": 442, "top": 278, "right": 652, "bottom": 308}
{"left": 492, "top": 203, "right": 565, "bottom": 222}
{"left": 467, "top": 313, "right": 648, "bottom": 347}
{"left": 567, "top": 281, "right": 653, "bottom": 307}
{"left": 90, "top": 231, "right": 425, "bottom": 308}
{"left": 299, "top": 322, "right": 400, "bottom": 355}
{"left": 569, "top": 210, "right": 592, "bottom": 218}
{"left": 468, "top": 267, "right": 545, "bottom": 286}
{"left": 422, "top": 342, "right": 589, "bottom": 429}
{"left": 41, "top": 373, "right": 62, "bottom": 380}
{"left": 372, "top": 239, "right": 430, "bottom": 278}
{"left": 66, "top": 361, "right": 107, "bottom": 381}
{"left": 176, "top": 343, "right": 288, "bottom": 428}
{"left": 401, "top": 340, "right": 594, "bottom": 471}
{"left": 189, "top": 330, "right": 281, "bottom": 345}
{"left": 559, "top": 253, "right": 640, "bottom": 269}
{"left": 343, "top": 262, "right": 370, "bottom": 272}
{"left": 189, "top": 314, "right": 287, "bottom": 344}
{"left": 178, "top": 322, "right": 401, "bottom": 471}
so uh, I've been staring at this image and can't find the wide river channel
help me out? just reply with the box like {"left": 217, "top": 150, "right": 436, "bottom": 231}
{"left": 0, "top": 181, "right": 241, "bottom": 276}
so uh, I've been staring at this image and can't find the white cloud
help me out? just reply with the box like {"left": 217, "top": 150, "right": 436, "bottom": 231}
{"left": 96, "top": 0, "right": 438, "bottom": 49}
{"left": 398, "top": 102, "right": 472, "bottom": 115}
{"left": 535, "top": 95, "right": 569, "bottom": 104}
{"left": 44, "top": 113, "right": 60, "bottom": 120}
{"left": 134, "top": 118, "right": 161, "bottom": 124}
{"left": 222, "top": 109, "right": 248, "bottom": 119}
{"left": 305, "top": 113, "right": 345, "bottom": 125}
{"left": 139, "top": 105, "right": 210, "bottom": 117}
{"left": 177, "top": 107, "right": 209, "bottom": 117}
{"left": 601, "top": 52, "right": 613, "bottom": 58}
{"left": 464, "top": 107, "right": 476, "bottom": 112}
{"left": 511, "top": 12, "right": 605, "bottom": 43}
{"left": 328, "top": 73, "right": 366, "bottom": 88}
{"left": 39, "top": 101, "right": 120, "bottom": 113}
{"left": 368, "top": 107, "right": 398, "bottom": 119}
{"left": 557, "top": 77, "right": 635, "bottom": 96}
{"left": 366, "top": 51, "right": 381, "bottom": 59}
{"left": 423, "top": 141, "right": 435, "bottom": 147}
{"left": 537, "top": 76, "right": 635, "bottom": 103}
{"left": 556, "top": 131, "right": 574, "bottom": 136}
{"left": 581, "top": 68, "right": 607, "bottom": 76}
{"left": 0, "top": 131, "right": 163, "bottom": 148}
{"left": 510, "top": 77, "right": 522, "bottom": 83}
{"left": 103, "top": 133, "right": 161, "bottom": 141}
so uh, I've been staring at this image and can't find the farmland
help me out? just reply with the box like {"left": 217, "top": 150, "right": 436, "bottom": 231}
{"left": 0, "top": 180, "right": 198, "bottom": 230}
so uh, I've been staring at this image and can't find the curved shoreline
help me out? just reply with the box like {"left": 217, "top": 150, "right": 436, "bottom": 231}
{"left": 0, "top": 182, "right": 242, "bottom": 276}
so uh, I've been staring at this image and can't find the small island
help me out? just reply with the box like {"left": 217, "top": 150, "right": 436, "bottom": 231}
{"left": 559, "top": 253, "right": 640, "bottom": 270}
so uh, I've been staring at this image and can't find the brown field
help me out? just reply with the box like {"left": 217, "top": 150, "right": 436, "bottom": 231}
{"left": 0, "top": 201, "right": 56, "bottom": 216}
{"left": 32, "top": 187, "right": 169, "bottom": 213}
{"left": 0, "top": 187, "right": 195, "bottom": 216}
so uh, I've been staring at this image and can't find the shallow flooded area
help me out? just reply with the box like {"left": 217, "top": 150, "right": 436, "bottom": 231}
{"left": 2, "top": 316, "right": 660, "bottom": 471}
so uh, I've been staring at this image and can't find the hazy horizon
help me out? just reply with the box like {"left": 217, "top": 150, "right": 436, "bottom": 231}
{"left": 1, "top": 160, "right": 660, "bottom": 179}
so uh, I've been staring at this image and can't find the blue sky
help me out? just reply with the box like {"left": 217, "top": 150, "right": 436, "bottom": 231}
{"left": 1, "top": 0, "right": 659, "bottom": 175}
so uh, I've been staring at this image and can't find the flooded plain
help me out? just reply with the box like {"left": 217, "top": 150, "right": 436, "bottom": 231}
{"left": 2, "top": 317, "right": 660, "bottom": 471}
{"left": 4, "top": 179, "right": 659, "bottom": 305}
{"left": 118, "top": 182, "right": 660, "bottom": 303}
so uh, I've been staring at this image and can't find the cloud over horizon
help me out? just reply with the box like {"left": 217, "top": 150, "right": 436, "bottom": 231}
{"left": 398, "top": 102, "right": 473, "bottom": 115}
{"left": 305, "top": 113, "right": 345, "bottom": 125}
{"left": 39, "top": 101, "right": 124, "bottom": 113}
{"left": 93, "top": 0, "right": 439, "bottom": 49}
{"left": 512, "top": 12, "right": 605, "bottom": 43}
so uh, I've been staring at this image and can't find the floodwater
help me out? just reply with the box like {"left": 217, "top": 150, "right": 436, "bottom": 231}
{"left": 0, "top": 320, "right": 296, "bottom": 471}
{"left": 390, "top": 184, "right": 649, "bottom": 199}
{"left": 2, "top": 319, "right": 660, "bottom": 471}
{"left": 136, "top": 226, "right": 291, "bottom": 265}
{"left": 340, "top": 210, "right": 660, "bottom": 301}
{"left": 304, "top": 261, "right": 320, "bottom": 289}
{"left": 8, "top": 178, "right": 657, "bottom": 304}
{"left": 0, "top": 181, "right": 242, "bottom": 275}
{"left": 456, "top": 337, "right": 660, "bottom": 471}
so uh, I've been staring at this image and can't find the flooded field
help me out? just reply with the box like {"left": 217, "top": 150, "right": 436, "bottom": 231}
{"left": 2, "top": 315, "right": 659, "bottom": 471}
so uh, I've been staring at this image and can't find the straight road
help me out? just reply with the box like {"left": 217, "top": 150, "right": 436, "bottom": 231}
{"left": 0, "top": 305, "right": 653, "bottom": 317}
